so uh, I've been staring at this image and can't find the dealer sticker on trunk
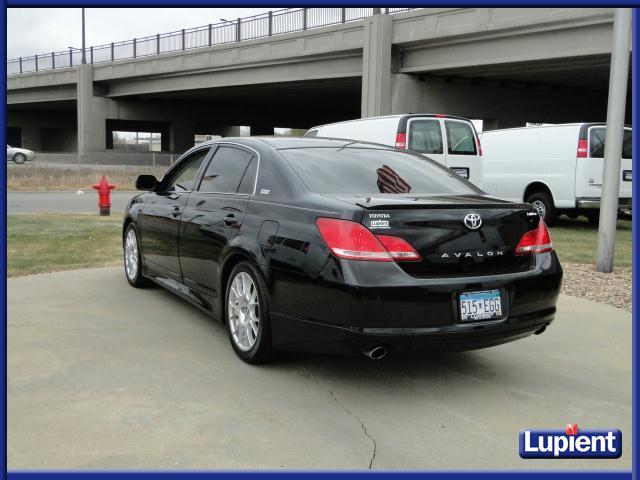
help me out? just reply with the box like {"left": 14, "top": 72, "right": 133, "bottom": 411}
{"left": 368, "top": 213, "right": 390, "bottom": 229}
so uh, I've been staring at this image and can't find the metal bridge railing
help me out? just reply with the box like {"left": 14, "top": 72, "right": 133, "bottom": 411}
{"left": 6, "top": 7, "right": 414, "bottom": 76}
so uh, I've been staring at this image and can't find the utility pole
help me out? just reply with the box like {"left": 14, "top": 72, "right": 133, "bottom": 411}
{"left": 596, "top": 8, "right": 631, "bottom": 273}
{"left": 81, "top": 8, "right": 86, "bottom": 64}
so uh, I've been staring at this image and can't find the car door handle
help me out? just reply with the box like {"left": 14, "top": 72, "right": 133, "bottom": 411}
{"left": 171, "top": 206, "right": 181, "bottom": 218}
{"left": 223, "top": 214, "right": 238, "bottom": 226}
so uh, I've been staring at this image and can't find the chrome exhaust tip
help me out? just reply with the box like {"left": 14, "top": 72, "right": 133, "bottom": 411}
{"left": 363, "top": 345, "right": 388, "bottom": 360}
{"left": 534, "top": 325, "right": 547, "bottom": 335}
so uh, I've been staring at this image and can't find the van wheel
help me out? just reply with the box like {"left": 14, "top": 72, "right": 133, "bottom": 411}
{"left": 585, "top": 211, "right": 600, "bottom": 226}
{"left": 526, "top": 191, "right": 557, "bottom": 226}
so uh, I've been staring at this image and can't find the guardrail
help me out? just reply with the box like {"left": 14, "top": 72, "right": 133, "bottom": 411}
{"left": 7, "top": 8, "right": 414, "bottom": 76}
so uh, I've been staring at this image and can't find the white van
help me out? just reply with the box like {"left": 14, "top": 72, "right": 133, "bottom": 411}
{"left": 480, "top": 123, "right": 632, "bottom": 225}
{"left": 305, "top": 114, "right": 483, "bottom": 184}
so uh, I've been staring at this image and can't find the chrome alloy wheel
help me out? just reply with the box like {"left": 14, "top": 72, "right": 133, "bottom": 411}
{"left": 228, "top": 272, "right": 260, "bottom": 351}
{"left": 124, "top": 228, "right": 139, "bottom": 281}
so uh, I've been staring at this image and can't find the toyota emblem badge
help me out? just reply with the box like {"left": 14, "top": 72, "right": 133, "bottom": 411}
{"left": 464, "top": 213, "right": 482, "bottom": 230}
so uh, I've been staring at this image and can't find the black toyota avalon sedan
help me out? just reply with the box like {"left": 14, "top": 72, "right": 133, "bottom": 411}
{"left": 123, "top": 137, "right": 562, "bottom": 363}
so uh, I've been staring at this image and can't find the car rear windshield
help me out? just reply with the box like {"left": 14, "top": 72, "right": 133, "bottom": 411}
{"left": 280, "top": 147, "right": 479, "bottom": 195}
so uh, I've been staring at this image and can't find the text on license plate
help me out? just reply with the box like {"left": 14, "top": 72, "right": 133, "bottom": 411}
{"left": 459, "top": 289, "right": 502, "bottom": 321}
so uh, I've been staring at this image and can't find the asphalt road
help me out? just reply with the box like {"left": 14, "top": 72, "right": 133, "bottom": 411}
{"left": 7, "top": 191, "right": 138, "bottom": 214}
{"left": 8, "top": 267, "right": 632, "bottom": 470}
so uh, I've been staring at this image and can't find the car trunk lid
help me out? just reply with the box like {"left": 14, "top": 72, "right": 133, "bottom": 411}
{"left": 328, "top": 194, "right": 541, "bottom": 277}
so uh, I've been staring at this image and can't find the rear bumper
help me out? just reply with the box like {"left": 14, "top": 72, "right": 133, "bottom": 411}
{"left": 271, "top": 308, "right": 555, "bottom": 356}
{"left": 577, "top": 197, "right": 632, "bottom": 209}
{"left": 270, "top": 252, "right": 562, "bottom": 356}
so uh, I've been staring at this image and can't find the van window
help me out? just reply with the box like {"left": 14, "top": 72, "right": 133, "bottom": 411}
{"left": 408, "top": 119, "right": 443, "bottom": 154}
{"left": 589, "top": 128, "right": 605, "bottom": 158}
{"left": 305, "top": 130, "right": 319, "bottom": 137}
{"left": 590, "top": 128, "right": 632, "bottom": 159}
{"left": 445, "top": 120, "right": 477, "bottom": 155}
{"left": 623, "top": 130, "right": 632, "bottom": 159}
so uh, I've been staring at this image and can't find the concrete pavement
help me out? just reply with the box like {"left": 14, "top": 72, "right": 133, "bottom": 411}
{"left": 8, "top": 267, "right": 632, "bottom": 470}
{"left": 8, "top": 191, "right": 138, "bottom": 214}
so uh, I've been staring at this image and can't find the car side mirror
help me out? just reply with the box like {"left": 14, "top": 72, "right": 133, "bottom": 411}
{"left": 136, "top": 175, "right": 159, "bottom": 191}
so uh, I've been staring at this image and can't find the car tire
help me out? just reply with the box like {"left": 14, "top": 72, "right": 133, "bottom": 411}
{"left": 526, "top": 191, "right": 557, "bottom": 226}
{"left": 123, "top": 224, "right": 151, "bottom": 288}
{"left": 225, "top": 261, "right": 275, "bottom": 364}
{"left": 13, "top": 153, "right": 27, "bottom": 164}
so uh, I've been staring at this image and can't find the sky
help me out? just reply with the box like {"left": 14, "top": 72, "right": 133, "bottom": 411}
{"left": 7, "top": 8, "right": 273, "bottom": 58}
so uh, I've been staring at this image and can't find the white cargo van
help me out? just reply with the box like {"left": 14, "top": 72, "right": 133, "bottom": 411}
{"left": 479, "top": 123, "right": 632, "bottom": 225}
{"left": 305, "top": 114, "right": 483, "bottom": 184}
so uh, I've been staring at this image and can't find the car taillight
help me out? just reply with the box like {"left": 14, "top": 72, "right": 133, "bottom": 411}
{"left": 515, "top": 220, "right": 553, "bottom": 255}
{"left": 395, "top": 132, "right": 407, "bottom": 149}
{"left": 316, "top": 218, "right": 421, "bottom": 262}
{"left": 376, "top": 235, "right": 421, "bottom": 261}
{"left": 476, "top": 136, "right": 483, "bottom": 156}
{"left": 577, "top": 139, "right": 588, "bottom": 158}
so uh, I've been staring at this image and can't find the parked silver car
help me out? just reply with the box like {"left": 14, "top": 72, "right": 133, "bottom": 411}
{"left": 6, "top": 145, "right": 36, "bottom": 164}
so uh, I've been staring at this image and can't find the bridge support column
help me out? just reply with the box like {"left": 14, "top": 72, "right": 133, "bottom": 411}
{"left": 77, "top": 64, "right": 107, "bottom": 163}
{"left": 391, "top": 74, "right": 423, "bottom": 114}
{"left": 171, "top": 121, "right": 196, "bottom": 153}
{"left": 361, "top": 13, "right": 393, "bottom": 118}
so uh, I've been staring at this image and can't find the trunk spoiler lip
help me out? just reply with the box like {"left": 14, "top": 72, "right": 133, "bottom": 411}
{"left": 356, "top": 203, "right": 533, "bottom": 210}
{"left": 319, "top": 193, "right": 531, "bottom": 210}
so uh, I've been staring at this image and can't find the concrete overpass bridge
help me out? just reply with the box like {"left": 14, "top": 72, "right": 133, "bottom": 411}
{"left": 7, "top": 7, "right": 629, "bottom": 161}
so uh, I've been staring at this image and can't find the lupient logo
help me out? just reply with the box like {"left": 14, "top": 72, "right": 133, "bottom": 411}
{"left": 519, "top": 424, "right": 622, "bottom": 459}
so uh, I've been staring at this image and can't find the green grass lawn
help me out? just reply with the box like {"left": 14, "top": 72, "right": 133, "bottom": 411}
{"left": 6, "top": 213, "right": 633, "bottom": 277}
{"left": 8, "top": 214, "right": 123, "bottom": 277}
{"left": 550, "top": 216, "right": 632, "bottom": 268}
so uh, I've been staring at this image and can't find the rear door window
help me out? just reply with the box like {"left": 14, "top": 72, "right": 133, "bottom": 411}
{"left": 237, "top": 158, "right": 258, "bottom": 194}
{"left": 589, "top": 128, "right": 632, "bottom": 159}
{"left": 445, "top": 120, "right": 477, "bottom": 155}
{"left": 407, "top": 119, "right": 443, "bottom": 154}
{"left": 198, "top": 146, "right": 254, "bottom": 194}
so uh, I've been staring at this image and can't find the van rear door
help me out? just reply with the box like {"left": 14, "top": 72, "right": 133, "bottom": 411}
{"left": 404, "top": 116, "right": 482, "bottom": 186}
{"left": 574, "top": 125, "right": 632, "bottom": 202}
{"left": 443, "top": 118, "right": 482, "bottom": 186}
{"left": 405, "top": 117, "right": 446, "bottom": 167}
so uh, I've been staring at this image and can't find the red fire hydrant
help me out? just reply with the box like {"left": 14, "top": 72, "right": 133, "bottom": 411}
{"left": 92, "top": 175, "right": 117, "bottom": 216}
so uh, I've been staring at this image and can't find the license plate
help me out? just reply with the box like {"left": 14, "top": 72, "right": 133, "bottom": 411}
{"left": 459, "top": 289, "right": 502, "bottom": 322}
{"left": 450, "top": 167, "right": 470, "bottom": 179}
{"left": 623, "top": 170, "right": 632, "bottom": 182}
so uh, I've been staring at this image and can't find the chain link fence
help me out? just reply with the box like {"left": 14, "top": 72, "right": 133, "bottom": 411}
{"left": 27, "top": 151, "right": 177, "bottom": 167}
{"left": 8, "top": 153, "right": 176, "bottom": 191}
